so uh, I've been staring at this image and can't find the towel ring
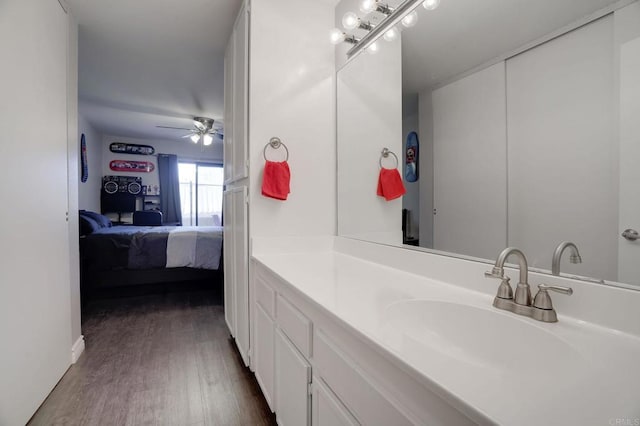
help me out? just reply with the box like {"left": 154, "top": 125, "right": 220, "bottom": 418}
{"left": 379, "top": 147, "right": 399, "bottom": 169}
{"left": 263, "top": 137, "right": 289, "bottom": 162}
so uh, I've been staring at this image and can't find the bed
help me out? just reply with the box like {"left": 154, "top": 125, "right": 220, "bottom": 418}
{"left": 79, "top": 211, "right": 223, "bottom": 299}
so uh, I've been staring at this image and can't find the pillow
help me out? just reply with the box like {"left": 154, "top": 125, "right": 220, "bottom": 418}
{"left": 79, "top": 215, "right": 101, "bottom": 236}
{"left": 80, "top": 210, "right": 112, "bottom": 228}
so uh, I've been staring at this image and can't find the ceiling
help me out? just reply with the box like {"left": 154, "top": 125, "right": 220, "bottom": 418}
{"left": 399, "top": 0, "right": 623, "bottom": 94}
{"left": 68, "top": 0, "right": 242, "bottom": 140}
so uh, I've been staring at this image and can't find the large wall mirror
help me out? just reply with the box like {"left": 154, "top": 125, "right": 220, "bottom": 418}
{"left": 336, "top": 0, "right": 640, "bottom": 288}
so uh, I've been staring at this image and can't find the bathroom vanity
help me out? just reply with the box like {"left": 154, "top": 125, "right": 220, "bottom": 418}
{"left": 249, "top": 237, "right": 640, "bottom": 425}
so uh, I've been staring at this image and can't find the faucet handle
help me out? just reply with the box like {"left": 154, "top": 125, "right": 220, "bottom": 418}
{"left": 484, "top": 266, "right": 504, "bottom": 279}
{"left": 533, "top": 284, "right": 573, "bottom": 310}
{"left": 485, "top": 268, "right": 513, "bottom": 299}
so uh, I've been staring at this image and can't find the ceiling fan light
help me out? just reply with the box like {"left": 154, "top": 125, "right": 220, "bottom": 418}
{"left": 190, "top": 134, "right": 201, "bottom": 143}
{"left": 203, "top": 134, "right": 213, "bottom": 146}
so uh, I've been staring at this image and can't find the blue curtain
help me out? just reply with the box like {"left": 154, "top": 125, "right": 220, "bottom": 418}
{"left": 157, "top": 154, "right": 182, "bottom": 225}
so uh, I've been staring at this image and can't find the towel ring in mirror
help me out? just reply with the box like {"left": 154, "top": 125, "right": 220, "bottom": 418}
{"left": 379, "top": 147, "right": 399, "bottom": 169}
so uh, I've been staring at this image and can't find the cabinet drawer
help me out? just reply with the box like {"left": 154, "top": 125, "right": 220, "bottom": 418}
{"left": 255, "top": 275, "right": 276, "bottom": 319}
{"left": 276, "top": 294, "right": 312, "bottom": 358}
{"left": 314, "top": 330, "right": 414, "bottom": 426}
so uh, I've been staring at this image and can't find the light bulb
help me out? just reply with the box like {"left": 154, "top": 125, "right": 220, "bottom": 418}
{"left": 383, "top": 27, "right": 398, "bottom": 42}
{"left": 190, "top": 134, "right": 201, "bottom": 143}
{"left": 342, "top": 11, "right": 360, "bottom": 30}
{"left": 422, "top": 0, "right": 440, "bottom": 10}
{"left": 330, "top": 28, "right": 346, "bottom": 45}
{"left": 401, "top": 10, "right": 418, "bottom": 28}
{"left": 367, "top": 42, "right": 379, "bottom": 54}
{"left": 359, "top": 0, "right": 377, "bottom": 14}
{"left": 203, "top": 134, "right": 213, "bottom": 146}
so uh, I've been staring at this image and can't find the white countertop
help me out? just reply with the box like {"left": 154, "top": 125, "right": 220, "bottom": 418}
{"left": 252, "top": 242, "right": 640, "bottom": 426}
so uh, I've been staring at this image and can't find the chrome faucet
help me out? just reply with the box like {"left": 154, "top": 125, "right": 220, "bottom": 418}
{"left": 485, "top": 247, "right": 572, "bottom": 323}
{"left": 552, "top": 241, "right": 582, "bottom": 275}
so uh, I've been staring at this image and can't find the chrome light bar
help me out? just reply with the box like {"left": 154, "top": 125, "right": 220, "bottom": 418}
{"left": 347, "top": 0, "right": 424, "bottom": 58}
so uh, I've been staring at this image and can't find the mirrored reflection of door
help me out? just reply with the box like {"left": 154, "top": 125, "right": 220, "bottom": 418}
{"left": 178, "top": 163, "right": 224, "bottom": 226}
{"left": 507, "top": 16, "right": 617, "bottom": 279}
{"left": 432, "top": 62, "right": 507, "bottom": 260}
{"left": 618, "top": 36, "right": 640, "bottom": 285}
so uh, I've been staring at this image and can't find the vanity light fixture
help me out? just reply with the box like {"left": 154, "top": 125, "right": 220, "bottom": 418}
{"left": 383, "top": 26, "right": 399, "bottom": 42}
{"left": 329, "top": 28, "right": 359, "bottom": 45}
{"left": 367, "top": 41, "right": 380, "bottom": 54}
{"left": 342, "top": 11, "right": 374, "bottom": 31}
{"left": 360, "top": 0, "right": 394, "bottom": 15}
{"left": 401, "top": 10, "right": 418, "bottom": 27}
{"left": 422, "top": 0, "right": 440, "bottom": 10}
{"left": 346, "top": 0, "right": 426, "bottom": 58}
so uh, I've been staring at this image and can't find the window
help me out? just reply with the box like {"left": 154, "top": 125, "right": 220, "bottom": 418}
{"left": 178, "top": 162, "right": 223, "bottom": 226}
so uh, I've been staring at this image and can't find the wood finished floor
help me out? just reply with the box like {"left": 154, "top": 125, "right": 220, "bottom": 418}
{"left": 28, "top": 291, "right": 276, "bottom": 426}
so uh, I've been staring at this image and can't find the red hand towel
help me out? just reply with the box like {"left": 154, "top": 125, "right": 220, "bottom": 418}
{"left": 377, "top": 168, "right": 406, "bottom": 201}
{"left": 262, "top": 161, "right": 291, "bottom": 200}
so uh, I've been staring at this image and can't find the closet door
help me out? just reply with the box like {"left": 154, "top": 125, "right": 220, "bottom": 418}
{"left": 0, "top": 1, "right": 71, "bottom": 424}
{"left": 507, "top": 16, "right": 616, "bottom": 278}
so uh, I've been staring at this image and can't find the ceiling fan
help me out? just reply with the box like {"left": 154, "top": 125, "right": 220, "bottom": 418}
{"left": 157, "top": 116, "right": 223, "bottom": 146}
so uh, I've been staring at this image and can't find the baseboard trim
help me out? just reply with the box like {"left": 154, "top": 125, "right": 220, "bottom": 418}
{"left": 71, "top": 335, "right": 85, "bottom": 364}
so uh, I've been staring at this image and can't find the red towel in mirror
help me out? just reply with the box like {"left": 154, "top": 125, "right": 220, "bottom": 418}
{"left": 262, "top": 161, "right": 291, "bottom": 200}
{"left": 377, "top": 168, "right": 406, "bottom": 201}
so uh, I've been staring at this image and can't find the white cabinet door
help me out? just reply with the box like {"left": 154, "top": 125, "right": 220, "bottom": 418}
{"left": 223, "top": 32, "right": 235, "bottom": 184}
{"left": 254, "top": 303, "right": 275, "bottom": 411}
{"left": 312, "top": 377, "right": 360, "bottom": 426}
{"left": 275, "top": 329, "right": 311, "bottom": 426}
{"left": 232, "top": 2, "right": 249, "bottom": 182}
{"left": 223, "top": 186, "right": 249, "bottom": 365}
{"left": 232, "top": 186, "right": 249, "bottom": 365}
{"left": 223, "top": 189, "right": 235, "bottom": 336}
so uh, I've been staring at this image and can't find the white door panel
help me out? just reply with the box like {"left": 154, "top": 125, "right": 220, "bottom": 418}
{"left": 0, "top": 1, "right": 71, "bottom": 424}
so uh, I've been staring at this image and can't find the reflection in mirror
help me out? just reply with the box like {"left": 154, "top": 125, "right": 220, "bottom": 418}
{"left": 336, "top": 0, "right": 640, "bottom": 288}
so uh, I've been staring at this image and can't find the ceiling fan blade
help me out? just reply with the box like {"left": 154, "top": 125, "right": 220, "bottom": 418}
{"left": 156, "top": 125, "right": 193, "bottom": 131}
{"left": 181, "top": 133, "right": 196, "bottom": 138}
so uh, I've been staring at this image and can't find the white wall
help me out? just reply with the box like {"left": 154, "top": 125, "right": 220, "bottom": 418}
{"left": 336, "top": 37, "right": 403, "bottom": 245}
{"left": 248, "top": 0, "right": 336, "bottom": 238}
{"left": 78, "top": 113, "right": 102, "bottom": 212}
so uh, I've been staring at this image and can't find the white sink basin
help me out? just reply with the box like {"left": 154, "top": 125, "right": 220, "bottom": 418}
{"left": 382, "top": 300, "right": 583, "bottom": 375}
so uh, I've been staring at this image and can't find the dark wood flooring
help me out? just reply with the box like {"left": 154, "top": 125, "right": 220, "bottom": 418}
{"left": 28, "top": 290, "right": 276, "bottom": 426}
